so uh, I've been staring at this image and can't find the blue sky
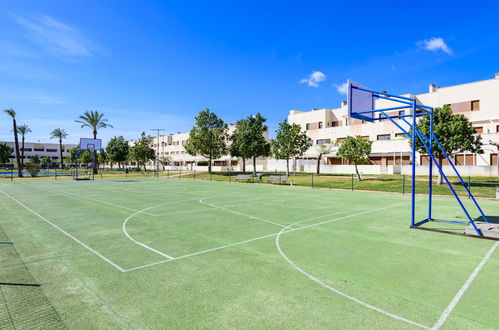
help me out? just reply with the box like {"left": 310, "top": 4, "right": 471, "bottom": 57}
{"left": 1, "top": 0, "right": 499, "bottom": 144}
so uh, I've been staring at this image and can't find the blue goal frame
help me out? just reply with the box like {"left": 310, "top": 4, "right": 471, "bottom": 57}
{"left": 347, "top": 80, "right": 490, "bottom": 237}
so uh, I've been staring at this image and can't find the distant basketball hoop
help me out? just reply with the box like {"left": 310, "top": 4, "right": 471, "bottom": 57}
{"left": 74, "top": 138, "right": 102, "bottom": 181}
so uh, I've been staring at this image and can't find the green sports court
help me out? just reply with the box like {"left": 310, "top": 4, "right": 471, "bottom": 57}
{"left": 1, "top": 177, "right": 498, "bottom": 329}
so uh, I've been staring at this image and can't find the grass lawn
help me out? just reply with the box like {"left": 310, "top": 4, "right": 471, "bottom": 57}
{"left": 181, "top": 172, "right": 498, "bottom": 199}
{"left": 0, "top": 177, "right": 498, "bottom": 329}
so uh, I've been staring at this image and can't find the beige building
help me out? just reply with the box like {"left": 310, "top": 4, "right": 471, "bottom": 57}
{"left": 1, "top": 141, "right": 77, "bottom": 166}
{"left": 288, "top": 74, "right": 499, "bottom": 171}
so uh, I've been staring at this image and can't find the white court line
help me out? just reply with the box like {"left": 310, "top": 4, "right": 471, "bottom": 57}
{"left": 275, "top": 203, "right": 429, "bottom": 329}
{"left": 199, "top": 198, "right": 287, "bottom": 228}
{"left": 0, "top": 187, "right": 126, "bottom": 272}
{"left": 431, "top": 241, "right": 499, "bottom": 329}
{"left": 124, "top": 232, "right": 281, "bottom": 272}
{"left": 122, "top": 204, "right": 175, "bottom": 260}
{"left": 124, "top": 207, "right": 373, "bottom": 272}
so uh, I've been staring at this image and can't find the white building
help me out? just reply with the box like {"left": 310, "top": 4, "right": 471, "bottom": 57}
{"left": 1, "top": 141, "right": 77, "bottom": 166}
{"left": 287, "top": 74, "right": 499, "bottom": 175}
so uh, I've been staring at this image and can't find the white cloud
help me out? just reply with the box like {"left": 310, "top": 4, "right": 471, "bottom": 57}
{"left": 300, "top": 71, "right": 326, "bottom": 87}
{"left": 418, "top": 37, "right": 452, "bottom": 55}
{"left": 13, "top": 14, "right": 95, "bottom": 58}
{"left": 334, "top": 81, "right": 348, "bottom": 95}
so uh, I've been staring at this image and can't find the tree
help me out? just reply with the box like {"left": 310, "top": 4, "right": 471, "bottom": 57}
{"left": 336, "top": 136, "right": 372, "bottom": 181}
{"left": 106, "top": 136, "right": 129, "bottom": 169}
{"left": 50, "top": 128, "right": 68, "bottom": 169}
{"left": 315, "top": 143, "right": 333, "bottom": 174}
{"left": 185, "top": 108, "right": 228, "bottom": 173}
{"left": 272, "top": 120, "right": 310, "bottom": 176}
{"left": 129, "top": 132, "right": 155, "bottom": 171}
{"left": 4, "top": 109, "right": 23, "bottom": 177}
{"left": 98, "top": 150, "right": 108, "bottom": 170}
{"left": 41, "top": 156, "right": 52, "bottom": 169}
{"left": 68, "top": 147, "right": 92, "bottom": 167}
{"left": 411, "top": 105, "right": 483, "bottom": 184}
{"left": 17, "top": 124, "right": 31, "bottom": 168}
{"left": 24, "top": 157, "right": 40, "bottom": 177}
{"left": 489, "top": 140, "right": 499, "bottom": 178}
{"left": 0, "top": 143, "right": 13, "bottom": 165}
{"left": 75, "top": 110, "right": 113, "bottom": 173}
{"left": 230, "top": 113, "right": 271, "bottom": 174}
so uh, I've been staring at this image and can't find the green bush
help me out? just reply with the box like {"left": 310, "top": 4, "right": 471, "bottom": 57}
{"left": 25, "top": 163, "right": 40, "bottom": 177}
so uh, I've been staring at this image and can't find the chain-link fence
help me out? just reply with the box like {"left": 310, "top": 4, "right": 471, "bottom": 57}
{"left": 0, "top": 226, "right": 66, "bottom": 329}
{"left": 169, "top": 170, "right": 499, "bottom": 199}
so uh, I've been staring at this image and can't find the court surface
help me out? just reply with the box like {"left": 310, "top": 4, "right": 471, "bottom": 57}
{"left": 0, "top": 177, "right": 498, "bottom": 329}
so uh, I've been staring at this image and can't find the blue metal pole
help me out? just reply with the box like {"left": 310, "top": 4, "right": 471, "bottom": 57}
{"left": 409, "top": 125, "right": 483, "bottom": 235}
{"left": 428, "top": 110, "right": 433, "bottom": 221}
{"left": 411, "top": 100, "right": 416, "bottom": 227}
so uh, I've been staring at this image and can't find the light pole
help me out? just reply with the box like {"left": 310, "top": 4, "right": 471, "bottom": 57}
{"left": 151, "top": 129, "right": 165, "bottom": 177}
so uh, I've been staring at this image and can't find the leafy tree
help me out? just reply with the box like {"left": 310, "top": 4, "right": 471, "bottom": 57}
{"left": 3, "top": 109, "right": 22, "bottom": 177}
{"left": 315, "top": 143, "right": 333, "bottom": 174}
{"left": 98, "top": 150, "right": 108, "bottom": 169}
{"left": 68, "top": 147, "right": 92, "bottom": 167}
{"left": 50, "top": 128, "right": 68, "bottom": 169}
{"left": 411, "top": 105, "right": 483, "bottom": 184}
{"left": 230, "top": 113, "right": 270, "bottom": 174}
{"left": 337, "top": 136, "right": 373, "bottom": 181}
{"left": 28, "top": 154, "right": 40, "bottom": 164}
{"left": 16, "top": 124, "right": 31, "bottom": 168}
{"left": 129, "top": 132, "right": 155, "bottom": 171}
{"left": 40, "top": 156, "right": 52, "bottom": 169}
{"left": 185, "top": 108, "right": 228, "bottom": 173}
{"left": 0, "top": 143, "right": 13, "bottom": 164}
{"left": 271, "top": 120, "right": 310, "bottom": 176}
{"left": 75, "top": 110, "right": 113, "bottom": 173}
{"left": 106, "top": 136, "right": 129, "bottom": 169}
{"left": 25, "top": 157, "right": 40, "bottom": 177}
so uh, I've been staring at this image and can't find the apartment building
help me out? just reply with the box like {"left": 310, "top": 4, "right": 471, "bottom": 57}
{"left": 1, "top": 141, "right": 77, "bottom": 165}
{"left": 288, "top": 74, "right": 499, "bottom": 168}
{"left": 142, "top": 125, "right": 268, "bottom": 168}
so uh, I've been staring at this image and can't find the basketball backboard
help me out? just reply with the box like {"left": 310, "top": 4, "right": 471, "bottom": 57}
{"left": 80, "top": 138, "right": 102, "bottom": 151}
{"left": 347, "top": 80, "right": 375, "bottom": 122}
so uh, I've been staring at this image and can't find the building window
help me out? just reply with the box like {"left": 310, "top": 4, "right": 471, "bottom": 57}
{"left": 337, "top": 137, "right": 346, "bottom": 143}
{"left": 474, "top": 126, "right": 483, "bottom": 134}
{"left": 398, "top": 110, "right": 406, "bottom": 117}
{"left": 306, "top": 123, "right": 310, "bottom": 130}
{"left": 46, "top": 149, "right": 57, "bottom": 152}
{"left": 316, "top": 139, "right": 331, "bottom": 145}
{"left": 21, "top": 148, "right": 32, "bottom": 152}
{"left": 34, "top": 148, "right": 44, "bottom": 152}
{"left": 331, "top": 121, "right": 339, "bottom": 127}
{"left": 377, "top": 134, "right": 391, "bottom": 141}
{"left": 318, "top": 122, "right": 323, "bottom": 129}
{"left": 395, "top": 133, "right": 407, "bottom": 139}
{"left": 471, "top": 100, "right": 480, "bottom": 111}
{"left": 361, "top": 136, "right": 369, "bottom": 140}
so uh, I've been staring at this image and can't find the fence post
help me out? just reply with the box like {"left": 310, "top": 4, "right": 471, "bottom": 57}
{"left": 167, "top": 169, "right": 169, "bottom": 177}
{"left": 180, "top": 168, "right": 182, "bottom": 179}
{"left": 194, "top": 169, "right": 196, "bottom": 180}
{"left": 210, "top": 172, "right": 212, "bottom": 181}
{"left": 311, "top": 173, "right": 314, "bottom": 188}
{"left": 229, "top": 169, "right": 231, "bottom": 183}
{"left": 402, "top": 174, "right": 405, "bottom": 194}
{"left": 468, "top": 176, "right": 471, "bottom": 199}
{"left": 351, "top": 173, "right": 354, "bottom": 191}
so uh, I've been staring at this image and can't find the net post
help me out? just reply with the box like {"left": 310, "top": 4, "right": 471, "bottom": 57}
{"left": 411, "top": 99, "right": 417, "bottom": 227}
{"left": 428, "top": 109, "right": 433, "bottom": 221}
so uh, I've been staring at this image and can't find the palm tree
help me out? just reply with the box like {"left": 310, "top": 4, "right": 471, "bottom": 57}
{"left": 4, "top": 109, "right": 23, "bottom": 177}
{"left": 17, "top": 124, "right": 31, "bottom": 168}
{"left": 50, "top": 128, "right": 68, "bottom": 169}
{"left": 75, "top": 110, "right": 112, "bottom": 173}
